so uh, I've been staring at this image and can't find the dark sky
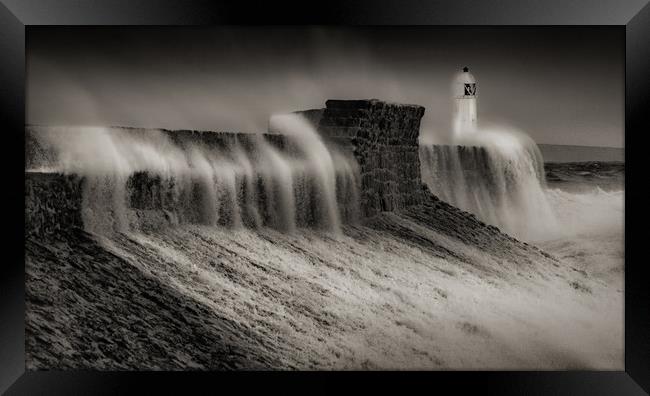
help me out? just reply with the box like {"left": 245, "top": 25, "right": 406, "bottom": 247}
{"left": 27, "top": 26, "right": 624, "bottom": 147}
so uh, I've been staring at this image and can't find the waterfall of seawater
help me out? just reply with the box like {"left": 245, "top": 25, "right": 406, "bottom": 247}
{"left": 269, "top": 114, "right": 342, "bottom": 232}
{"left": 420, "top": 128, "right": 558, "bottom": 241}
{"left": 27, "top": 118, "right": 360, "bottom": 236}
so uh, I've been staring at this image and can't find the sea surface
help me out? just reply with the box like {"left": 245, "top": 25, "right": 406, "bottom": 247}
{"left": 541, "top": 161, "right": 624, "bottom": 289}
{"left": 538, "top": 144, "right": 624, "bottom": 163}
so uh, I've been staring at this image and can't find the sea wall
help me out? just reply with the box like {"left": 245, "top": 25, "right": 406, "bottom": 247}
{"left": 300, "top": 99, "right": 431, "bottom": 217}
{"left": 25, "top": 127, "right": 299, "bottom": 235}
{"left": 25, "top": 99, "right": 434, "bottom": 236}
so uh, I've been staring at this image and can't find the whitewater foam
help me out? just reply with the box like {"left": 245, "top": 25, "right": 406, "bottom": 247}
{"left": 540, "top": 186, "right": 624, "bottom": 285}
{"left": 90, "top": 215, "right": 622, "bottom": 369}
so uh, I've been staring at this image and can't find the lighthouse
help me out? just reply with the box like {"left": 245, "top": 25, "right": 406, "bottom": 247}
{"left": 453, "top": 66, "right": 478, "bottom": 139}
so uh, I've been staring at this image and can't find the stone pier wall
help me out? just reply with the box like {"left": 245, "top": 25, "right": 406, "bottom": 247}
{"left": 300, "top": 99, "right": 431, "bottom": 217}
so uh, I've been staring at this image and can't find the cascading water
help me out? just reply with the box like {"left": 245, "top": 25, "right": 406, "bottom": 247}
{"left": 26, "top": 118, "right": 361, "bottom": 236}
{"left": 269, "top": 114, "right": 342, "bottom": 232}
{"left": 421, "top": 129, "right": 558, "bottom": 241}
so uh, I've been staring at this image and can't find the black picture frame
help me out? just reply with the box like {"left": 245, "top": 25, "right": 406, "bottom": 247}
{"left": 1, "top": 1, "right": 648, "bottom": 394}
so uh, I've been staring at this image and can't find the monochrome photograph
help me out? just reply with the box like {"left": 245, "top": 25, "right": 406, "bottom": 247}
{"left": 25, "top": 26, "right": 624, "bottom": 370}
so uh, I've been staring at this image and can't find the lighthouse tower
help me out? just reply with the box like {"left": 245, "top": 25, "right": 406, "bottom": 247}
{"left": 453, "top": 66, "right": 478, "bottom": 139}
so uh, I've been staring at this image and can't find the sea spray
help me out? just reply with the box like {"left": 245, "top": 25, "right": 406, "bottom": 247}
{"left": 231, "top": 144, "right": 263, "bottom": 228}
{"left": 212, "top": 156, "right": 243, "bottom": 228}
{"left": 254, "top": 134, "right": 297, "bottom": 232}
{"left": 26, "top": 124, "right": 360, "bottom": 235}
{"left": 331, "top": 149, "right": 362, "bottom": 224}
{"left": 420, "top": 127, "right": 558, "bottom": 241}
{"left": 269, "top": 113, "right": 343, "bottom": 233}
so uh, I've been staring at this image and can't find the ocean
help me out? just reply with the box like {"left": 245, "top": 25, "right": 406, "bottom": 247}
{"left": 538, "top": 144, "right": 624, "bottom": 163}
